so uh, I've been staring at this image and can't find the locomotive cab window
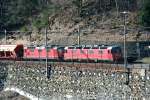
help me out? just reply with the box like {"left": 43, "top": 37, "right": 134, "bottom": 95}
{"left": 111, "top": 47, "right": 121, "bottom": 54}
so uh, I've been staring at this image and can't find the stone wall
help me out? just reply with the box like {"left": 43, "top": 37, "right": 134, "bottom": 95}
{"left": 2, "top": 62, "right": 150, "bottom": 100}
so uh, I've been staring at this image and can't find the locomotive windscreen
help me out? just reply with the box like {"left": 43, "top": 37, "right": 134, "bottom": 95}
{"left": 111, "top": 47, "right": 122, "bottom": 53}
{"left": 15, "top": 45, "right": 24, "bottom": 58}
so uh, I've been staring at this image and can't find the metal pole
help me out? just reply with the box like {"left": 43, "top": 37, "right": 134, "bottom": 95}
{"left": 124, "top": 19, "right": 127, "bottom": 68}
{"left": 78, "top": 25, "right": 80, "bottom": 45}
{"left": 45, "top": 28, "right": 48, "bottom": 78}
{"left": 136, "top": 42, "right": 140, "bottom": 60}
{"left": 122, "top": 11, "right": 130, "bottom": 85}
{"left": 122, "top": 11, "right": 127, "bottom": 68}
{"left": 5, "top": 29, "right": 6, "bottom": 44}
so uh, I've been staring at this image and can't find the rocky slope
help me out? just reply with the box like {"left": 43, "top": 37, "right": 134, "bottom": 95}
{"left": 1, "top": 0, "right": 149, "bottom": 45}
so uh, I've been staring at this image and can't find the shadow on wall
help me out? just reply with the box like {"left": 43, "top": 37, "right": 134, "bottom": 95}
{"left": 0, "top": 62, "right": 8, "bottom": 91}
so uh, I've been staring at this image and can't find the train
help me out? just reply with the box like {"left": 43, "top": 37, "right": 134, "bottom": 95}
{"left": 0, "top": 44, "right": 123, "bottom": 62}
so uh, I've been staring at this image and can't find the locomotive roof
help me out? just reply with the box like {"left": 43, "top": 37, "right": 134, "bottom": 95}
{"left": 65, "top": 45, "right": 120, "bottom": 49}
{"left": 25, "top": 44, "right": 120, "bottom": 49}
{"left": 25, "top": 45, "right": 64, "bottom": 49}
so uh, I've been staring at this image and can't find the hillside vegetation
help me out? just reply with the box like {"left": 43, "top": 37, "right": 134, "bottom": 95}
{"left": 0, "top": 0, "right": 150, "bottom": 44}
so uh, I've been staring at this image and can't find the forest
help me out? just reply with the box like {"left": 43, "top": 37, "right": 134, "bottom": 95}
{"left": 0, "top": 0, "right": 150, "bottom": 30}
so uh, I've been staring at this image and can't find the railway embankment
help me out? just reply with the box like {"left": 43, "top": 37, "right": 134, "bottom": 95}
{"left": 0, "top": 61, "right": 149, "bottom": 100}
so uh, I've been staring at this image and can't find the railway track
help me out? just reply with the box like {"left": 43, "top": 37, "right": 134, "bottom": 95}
{"left": 1, "top": 59, "right": 149, "bottom": 74}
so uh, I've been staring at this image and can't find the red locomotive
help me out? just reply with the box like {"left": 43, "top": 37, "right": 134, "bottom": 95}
{"left": 64, "top": 45, "right": 122, "bottom": 62}
{"left": 0, "top": 44, "right": 122, "bottom": 62}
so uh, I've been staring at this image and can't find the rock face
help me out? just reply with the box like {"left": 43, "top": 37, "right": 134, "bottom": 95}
{"left": 1, "top": 62, "right": 150, "bottom": 100}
